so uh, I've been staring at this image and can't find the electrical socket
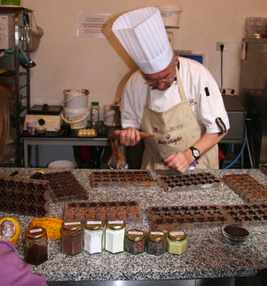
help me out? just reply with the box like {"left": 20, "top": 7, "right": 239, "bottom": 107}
{"left": 216, "top": 42, "right": 226, "bottom": 51}
{"left": 222, "top": 88, "right": 236, "bottom": 95}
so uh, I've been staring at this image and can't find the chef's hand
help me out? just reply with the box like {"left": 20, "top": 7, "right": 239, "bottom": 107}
{"left": 114, "top": 128, "right": 141, "bottom": 146}
{"left": 164, "top": 150, "right": 194, "bottom": 173}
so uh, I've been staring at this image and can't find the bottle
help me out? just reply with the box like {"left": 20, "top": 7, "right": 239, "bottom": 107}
{"left": 147, "top": 231, "right": 166, "bottom": 256}
{"left": 84, "top": 220, "right": 104, "bottom": 254}
{"left": 90, "top": 101, "right": 100, "bottom": 127}
{"left": 24, "top": 227, "right": 48, "bottom": 265}
{"left": 125, "top": 229, "right": 145, "bottom": 255}
{"left": 167, "top": 231, "right": 188, "bottom": 255}
{"left": 105, "top": 220, "right": 125, "bottom": 253}
{"left": 61, "top": 221, "right": 83, "bottom": 256}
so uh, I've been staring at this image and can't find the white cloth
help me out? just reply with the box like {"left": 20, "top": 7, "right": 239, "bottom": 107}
{"left": 121, "top": 57, "right": 230, "bottom": 134}
{"left": 112, "top": 7, "right": 173, "bottom": 74}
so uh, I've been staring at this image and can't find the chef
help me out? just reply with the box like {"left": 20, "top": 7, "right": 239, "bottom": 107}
{"left": 112, "top": 7, "right": 230, "bottom": 172}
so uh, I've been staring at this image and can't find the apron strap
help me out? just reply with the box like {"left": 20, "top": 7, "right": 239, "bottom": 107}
{"left": 176, "top": 67, "right": 187, "bottom": 102}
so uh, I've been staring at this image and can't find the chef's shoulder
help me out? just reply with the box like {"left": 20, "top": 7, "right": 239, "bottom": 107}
{"left": 179, "top": 56, "right": 214, "bottom": 82}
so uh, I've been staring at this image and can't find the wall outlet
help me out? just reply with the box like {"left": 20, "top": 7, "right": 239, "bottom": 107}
{"left": 216, "top": 42, "right": 226, "bottom": 51}
{"left": 222, "top": 88, "right": 236, "bottom": 95}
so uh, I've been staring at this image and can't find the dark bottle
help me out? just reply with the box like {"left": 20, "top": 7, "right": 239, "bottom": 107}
{"left": 147, "top": 231, "right": 166, "bottom": 256}
{"left": 125, "top": 229, "right": 145, "bottom": 255}
{"left": 61, "top": 221, "right": 83, "bottom": 256}
{"left": 24, "top": 227, "right": 48, "bottom": 265}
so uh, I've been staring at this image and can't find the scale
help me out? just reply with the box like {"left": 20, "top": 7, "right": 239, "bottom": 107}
{"left": 24, "top": 104, "right": 62, "bottom": 133}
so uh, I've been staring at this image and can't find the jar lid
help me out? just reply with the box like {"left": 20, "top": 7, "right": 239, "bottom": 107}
{"left": 27, "top": 227, "right": 46, "bottom": 239}
{"left": 168, "top": 231, "right": 187, "bottom": 241}
{"left": 149, "top": 231, "right": 165, "bottom": 242}
{"left": 63, "top": 221, "right": 82, "bottom": 232}
{"left": 127, "top": 229, "right": 145, "bottom": 242}
{"left": 85, "top": 220, "right": 103, "bottom": 231}
{"left": 107, "top": 220, "right": 125, "bottom": 230}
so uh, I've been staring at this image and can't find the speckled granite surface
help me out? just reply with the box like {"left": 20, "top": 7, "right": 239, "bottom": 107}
{"left": 0, "top": 168, "right": 267, "bottom": 281}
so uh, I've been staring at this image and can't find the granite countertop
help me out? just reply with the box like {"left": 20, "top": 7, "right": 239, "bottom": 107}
{"left": 0, "top": 168, "right": 267, "bottom": 281}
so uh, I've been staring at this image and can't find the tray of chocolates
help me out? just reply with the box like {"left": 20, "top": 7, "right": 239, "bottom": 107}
{"left": 0, "top": 175, "right": 50, "bottom": 216}
{"left": 223, "top": 204, "right": 267, "bottom": 223}
{"left": 42, "top": 171, "right": 88, "bottom": 202}
{"left": 222, "top": 174, "right": 267, "bottom": 203}
{"left": 148, "top": 204, "right": 267, "bottom": 231}
{"left": 148, "top": 205, "right": 226, "bottom": 231}
{"left": 90, "top": 170, "right": 155, "bottom": 188}
{"left": 64, "top": 201, "right": 140, "bottom": 222}
{"left": 156, "top": 171, "right": 221, "bottom": 191}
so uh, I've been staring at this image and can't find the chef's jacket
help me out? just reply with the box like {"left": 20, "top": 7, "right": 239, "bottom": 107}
{"left": 121, "top": 57, "right": 230, "bottom": 134}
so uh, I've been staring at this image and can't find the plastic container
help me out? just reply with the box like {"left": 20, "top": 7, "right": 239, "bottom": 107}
{"left": 160, "top": 7, "right": 182, "bottom": 28}
{"left": 61, "top": 89, "right": 90, "bottom": 129}
{"left": 48, "top": 160, "right": 76, "bottom": 169}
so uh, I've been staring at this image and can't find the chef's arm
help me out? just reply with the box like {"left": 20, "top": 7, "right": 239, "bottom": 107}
{"left": 184, "top": 132, "right": 226, "bottom": 162}
{"left": 165, "top": 132, "right": 226, "bottom": 172}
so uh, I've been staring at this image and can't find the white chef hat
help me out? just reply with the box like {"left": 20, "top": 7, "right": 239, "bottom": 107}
{"left": 112, "top": 7, "right": 173, "bottom": 74}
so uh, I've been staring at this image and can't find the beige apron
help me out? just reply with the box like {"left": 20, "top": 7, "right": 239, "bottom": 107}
{"left": 141, "top": 68, "right": 218, "bottom": 170}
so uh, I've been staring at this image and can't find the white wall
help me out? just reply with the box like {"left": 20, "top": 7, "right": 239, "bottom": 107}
{"left": 23, "top": 0, "right": 267, "bottom": 107}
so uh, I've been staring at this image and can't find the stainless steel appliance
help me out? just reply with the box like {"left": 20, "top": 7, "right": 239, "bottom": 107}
{"left": 240, "top": 38, "right": 267, "bottom": 166}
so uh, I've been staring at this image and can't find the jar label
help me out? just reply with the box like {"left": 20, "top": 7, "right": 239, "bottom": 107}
{"left": 29, "top": 228, "right": 43, "bottom": 234}
{"left": 86, "top": 220, "right": 102, "bottom": 225}
{"left": 169, "top": 231, "right": 185, "bottom": 236}
{"left": 64, "top": 221, "right": 81, "bottom": 226}
{"left": 108, "top": 220, "right": 124, "bottom": 225}
{"left": 150, "top": 231, "right": 164, "bottom": 236}
{"left": 128, "top": 230, "right": 143, "bottom": 236}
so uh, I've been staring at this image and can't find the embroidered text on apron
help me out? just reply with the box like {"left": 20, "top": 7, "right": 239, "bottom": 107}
{"left": 141, "top": 67, "right": 218, "bottom": 170}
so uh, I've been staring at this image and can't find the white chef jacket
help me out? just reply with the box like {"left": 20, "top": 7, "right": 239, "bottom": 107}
{"left": 121, "top": 57, "right": 230, "bottom": 134}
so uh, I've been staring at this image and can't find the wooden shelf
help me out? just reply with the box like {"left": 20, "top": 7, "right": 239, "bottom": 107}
{"left": 0, "top": 5, "right": 32, "bottom": 13}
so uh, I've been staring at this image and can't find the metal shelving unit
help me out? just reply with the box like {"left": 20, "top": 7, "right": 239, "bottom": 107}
{"left": 0, "top": 6, "right": 32, "bottom": 166}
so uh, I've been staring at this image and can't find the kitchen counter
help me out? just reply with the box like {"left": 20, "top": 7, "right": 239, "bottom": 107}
{"left": 0, "top": 168, "right": 266, "bottom": 282}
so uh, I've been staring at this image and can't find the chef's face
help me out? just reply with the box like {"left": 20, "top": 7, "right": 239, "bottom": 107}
{"left": 143, "top": 56, "right": 179, "bottom": 91}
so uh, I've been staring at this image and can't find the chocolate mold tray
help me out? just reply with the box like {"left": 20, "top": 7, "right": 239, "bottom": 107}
{"left": 223, "top": 174, "right": 267, "bottom": 203}
{"left": 64, "top": 201, "right": 140, "bottom": 222}
{"left": 0, "top": 175, "right": 50, "bottom": 216}
{"left": 148, "top": 205, "right": 226, "bottom": 231}
{"left": 148, "top": 204, "right": 267, "bottom": 231}
{"left": 223, "top": 204, "right": 267, "bottom": 223}
{"left": 156, "top": 171, "right": 221, "bottom": 191}
{"left": 90, "top": 170, "right": 155, "bottom": 188}
{"left": 42, "top": 171, "right": 88, "bottom": 202}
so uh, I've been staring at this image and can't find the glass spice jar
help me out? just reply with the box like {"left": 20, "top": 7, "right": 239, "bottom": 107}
{"left": 147, "top": 231, "right": 166, "bottom": 256}
{"left": 84, "top": 220, "right": 103, "bottom": 254}
{"left": 61, "top": 221, "right": 83, "bottom": 256}
{"left": 105, "top": 220, "right": 125, "bottom": 254}
{"left": 125, "top": 229, "right": 145, "bottom": 255}
{"left": 24, "top": 227, "right": 48, "bottom": 266}
{"left": 167, "top": 231, "right": 188, "bottom": 255}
